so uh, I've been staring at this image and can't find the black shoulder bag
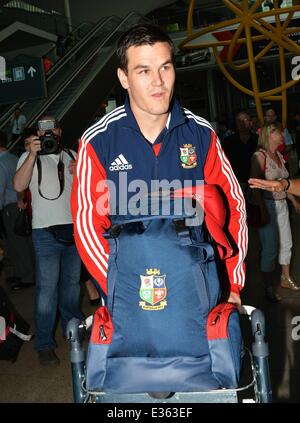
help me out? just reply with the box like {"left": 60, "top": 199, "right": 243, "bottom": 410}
{"left": 14, "top": 208, "right": 32, "bottom": 237}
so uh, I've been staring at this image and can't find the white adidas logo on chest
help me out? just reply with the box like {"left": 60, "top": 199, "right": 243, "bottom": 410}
{"left": 109, "top": 154, "right": 133, "bottom": 171}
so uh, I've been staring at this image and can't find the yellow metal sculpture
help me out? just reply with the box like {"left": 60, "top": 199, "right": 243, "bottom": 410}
{"left": 179, "top": 0, "right": 300, "bottom": 126}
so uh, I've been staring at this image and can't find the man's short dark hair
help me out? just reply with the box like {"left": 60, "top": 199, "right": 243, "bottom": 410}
{"left": 264, "top": 108, "right": 277, "bottom": 116}
{"left": 235, "top": 110, "right": 249, "bottom": 118}
{"left": 116, "top": 24, "right": 175, "bottom": 73}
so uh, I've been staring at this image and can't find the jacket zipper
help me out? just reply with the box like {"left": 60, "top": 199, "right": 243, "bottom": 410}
{"left": 154, "top": 130, "right": 170, "bottom": 180}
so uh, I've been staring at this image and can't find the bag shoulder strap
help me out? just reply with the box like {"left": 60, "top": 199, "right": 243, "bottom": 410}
{"left": 256, "top": 149, "right": 267, "bottom": 173}
{"left": 36, "top": 152, "right": 65, "bottom": 201}
{"left": 63, "top": 148, "right": 75, "bottom": 161}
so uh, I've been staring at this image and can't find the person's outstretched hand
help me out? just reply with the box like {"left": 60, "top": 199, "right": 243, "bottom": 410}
{"left": 248, "top": 178, "right": 285, "bottom": 192}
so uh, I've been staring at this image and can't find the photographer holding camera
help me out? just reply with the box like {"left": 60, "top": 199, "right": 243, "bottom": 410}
{"left": 13, "top": 115, "right": 83, "bottom": 366}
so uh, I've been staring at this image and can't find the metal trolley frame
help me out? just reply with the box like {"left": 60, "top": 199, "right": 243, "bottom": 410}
{"left": 67, "top": 305, "right": 272, "bottom": 403}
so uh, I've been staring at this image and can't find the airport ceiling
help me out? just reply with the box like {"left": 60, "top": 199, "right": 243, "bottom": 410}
{"left": 0, "top": 0, "right": 224, "bottom": 22}
{"left": 0, "top": 0, "right": 227, "bottom": 58}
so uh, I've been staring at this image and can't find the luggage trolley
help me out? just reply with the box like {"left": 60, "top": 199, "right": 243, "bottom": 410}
{"left": 67, "top": 305, "right": 272, "bottom": 404}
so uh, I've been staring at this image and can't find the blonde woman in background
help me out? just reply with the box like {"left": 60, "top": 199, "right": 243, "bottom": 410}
{"left": 250, "top": 122, "right": 300, "bottom": 302}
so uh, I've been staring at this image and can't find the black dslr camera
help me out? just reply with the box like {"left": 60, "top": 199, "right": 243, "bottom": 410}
{"left": 37, "top": 119, "right": 61, "bottom": 155}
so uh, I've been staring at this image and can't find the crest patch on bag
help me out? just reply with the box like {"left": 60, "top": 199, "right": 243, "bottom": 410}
{"left": 180, "top": 144, "right": 197, "bottom": 169}
{"left": 139, "top": 268, "right": 167, "bottom": 311}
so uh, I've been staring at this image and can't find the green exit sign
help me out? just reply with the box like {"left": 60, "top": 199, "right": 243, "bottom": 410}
{"left": 0, "top": 55, "right": 47, "bottom": 105}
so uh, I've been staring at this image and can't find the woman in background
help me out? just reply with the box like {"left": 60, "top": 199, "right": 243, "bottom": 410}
{"left": 249, "top": 122, "right": 300, "bottom": 302}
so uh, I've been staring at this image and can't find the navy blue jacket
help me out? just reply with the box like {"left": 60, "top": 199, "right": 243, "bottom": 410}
{"left": 72, "top": 98, "right": 247, "bottom": 295}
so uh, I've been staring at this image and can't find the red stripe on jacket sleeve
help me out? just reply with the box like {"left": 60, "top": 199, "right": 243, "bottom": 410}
{"left": 71, "top": 137, "right": 111, "bottom": 295}
{"left": 204, "top": 131, "right": 248, "bottom": 294}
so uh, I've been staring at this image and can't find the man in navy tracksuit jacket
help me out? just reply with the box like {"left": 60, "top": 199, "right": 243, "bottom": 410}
{"left": 72, "top": 24, "right": 247, "bottom": 303}
{"left": 71, "top": 24, "right": 247, "bottom": 392}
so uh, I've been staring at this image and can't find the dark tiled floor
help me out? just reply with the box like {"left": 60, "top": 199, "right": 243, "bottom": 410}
{"left": 0, "top": 273, "right": 91, "bottom": 403}
{"left": 1, "top": 210, "right": 300, "bottom": 403}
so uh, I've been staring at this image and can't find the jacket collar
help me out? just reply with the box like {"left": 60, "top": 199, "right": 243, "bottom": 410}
{"left": 122, "top": 95, "right": 187, "bottom": 133}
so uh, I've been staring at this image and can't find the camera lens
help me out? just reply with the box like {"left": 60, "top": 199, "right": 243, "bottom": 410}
{"left": 39, "top": 131, "right": 60, "bottom": 155}
{"left": 44, "top": 139, "right": 55, "bottom": 150}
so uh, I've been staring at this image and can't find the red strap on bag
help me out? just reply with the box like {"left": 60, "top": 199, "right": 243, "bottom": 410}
{"left": 207, "top": 302, "right": 238, "bottom": 340}
{"left": 257, "top": 149, "right": 267, "bottom": 174}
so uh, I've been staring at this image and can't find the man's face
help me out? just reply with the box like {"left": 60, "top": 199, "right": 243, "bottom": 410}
{"left": 264, "top": 109, "right": 277, "bottom": 124}
{"left": 117, "top": 42, "right": 175, "bottom": 120}
{"left": 236, "top": 113, "right": 251, "bottom": 131}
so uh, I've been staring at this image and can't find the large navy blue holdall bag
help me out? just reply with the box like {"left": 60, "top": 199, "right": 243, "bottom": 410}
{"left": 86, "top": 190, "right": 242, "bottom": 394}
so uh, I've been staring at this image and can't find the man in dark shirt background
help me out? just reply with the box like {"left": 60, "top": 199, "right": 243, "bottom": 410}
{"left": 0, "top": 131, "right": 35, "bottom": 290}
{"left": 222, "top": 111, "right": 258, "bottom": 192}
